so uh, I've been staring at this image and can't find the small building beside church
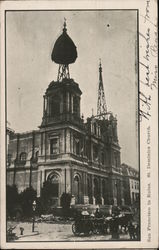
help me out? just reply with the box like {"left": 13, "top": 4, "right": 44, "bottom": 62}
{"left": 121, "top": 163, "right": 139, "bottom": 205}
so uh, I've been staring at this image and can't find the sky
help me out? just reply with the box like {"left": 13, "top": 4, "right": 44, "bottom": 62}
{"left": 6, "top": 10, "right": 138, "bottom": 169}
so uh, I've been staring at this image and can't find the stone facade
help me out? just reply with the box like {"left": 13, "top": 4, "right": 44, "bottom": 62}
{"left": 7, "top": 77, "right": 127, "bottom": 207}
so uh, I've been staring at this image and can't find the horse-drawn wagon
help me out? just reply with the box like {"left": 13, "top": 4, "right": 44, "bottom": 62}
{"left": 72, "top": 215, "right": 111, "bottom": 236}
{"left": 72, "top": 210, "right": 135, "bottom": 237}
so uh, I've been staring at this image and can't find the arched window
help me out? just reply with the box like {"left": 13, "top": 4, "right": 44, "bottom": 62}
{"left": 74, "top": 175, "right": 79, "bottom": 182}
{"left": 20, "top": 152, "right": 27, "bottom": 163}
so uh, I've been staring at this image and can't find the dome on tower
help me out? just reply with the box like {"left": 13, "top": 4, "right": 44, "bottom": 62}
{"left": 51, "top": 20, "right": 77, "bottom": 65}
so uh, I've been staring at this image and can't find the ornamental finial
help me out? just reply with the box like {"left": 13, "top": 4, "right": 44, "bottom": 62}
{"left": 63, "top": 17, "right": 67, "bottom": 32}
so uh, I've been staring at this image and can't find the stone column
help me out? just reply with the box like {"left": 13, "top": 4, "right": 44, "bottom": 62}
{"left": 70, "top": 168, "right": 74, "bottom": 195}
{"left": 98, "top": 144, "right": 101, "bottom": 165}
{"left": 39, "top": 133, "right": 43, "bottom": 156}
{"left": 71, "top": 94, "right": 73, "bottom": 113}
{"left": 44, "top": 132, "right": 47, "bottom": 161}
{"left": 83, "top": 172, "right": 89, "bottom": 204}
{"left": 78, "top": 97, "right": 80, "bottom": 117}
{"left": 70, "top": 130, "right": 72, "bottom": 154}
{"left": 60, "top": 93, "right": 63, "bottom": 114}
{"left": 91, "top": 121, "right": 93, "bottom": 133}
{"left": 66, "top": 92, "right": 70, "bottom": 112}
{"left": 13, "top": 134, "right": 20, "bottom": 186}
{"left": 100, "top": 178, "right": 104, "bottom": 205}
{"left": 65, "top": 168, "right": 71, "bottom": 193}
{"left": 84, "top": 137, "right": 86, "bottom": 157}
{"left": 108, "top": 178, "right": 115, "bottom": 205}
{"left": 47, "top": 96, "right": 50, "bottom": 116}
{"left": 98, "top": 126, "right": 101, "bottom": 137}
{"left": 120, "top": 178, "right": 125, "bottom": 205}
{"left": 37, "top": 170, "right": 42, "bottom": 197}
{"left": 91, "top": 175, "right": 95, "bottom": 205}
{"left": 40, "top": 169, "right": 45, "bottom": 187}
{"left": 66, "top": 128, "right": 70, "bottom": 153}
{"left": 91, "top": 141, "right": 93, "bottom": 162}
{"left": 113, "top": 179, "right": 118, "bottom": 206}
{"left": 85, "top": 172, "right": 88, "bottom": 196}
{"left": 43, "top": 95, "right": 45, "bottom": 116}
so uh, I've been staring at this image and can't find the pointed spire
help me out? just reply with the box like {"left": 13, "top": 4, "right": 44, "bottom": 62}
{"left": 99, "top": 58, "right": 103, "bottom": 85}
{"left": 97, "top": 59, "right": 107, "bottom": 118}
{"left": 99, "top": 58, "right": 102, "bottom": 73}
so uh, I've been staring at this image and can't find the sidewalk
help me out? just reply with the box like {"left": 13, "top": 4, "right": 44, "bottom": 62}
{"left": 17, "top": 231, "right": 39, "bottom": 239}
{"left": 7, "top": 221, "right": 39, "bottom": 241}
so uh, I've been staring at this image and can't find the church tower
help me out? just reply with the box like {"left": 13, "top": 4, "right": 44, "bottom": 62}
{"left": 39, "top": 20, "right": 87, "bottom": 206}
{"left": 41, "top": 20, "right": 82, "bottom": 128}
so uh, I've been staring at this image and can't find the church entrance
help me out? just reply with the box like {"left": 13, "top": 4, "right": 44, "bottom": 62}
{"left": 48, "top": 173, "right": 60, "bottom": 206}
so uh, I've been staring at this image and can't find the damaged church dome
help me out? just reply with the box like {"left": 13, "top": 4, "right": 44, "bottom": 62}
{"left": 51, "top": 20, "right": 77, "bottom": 65}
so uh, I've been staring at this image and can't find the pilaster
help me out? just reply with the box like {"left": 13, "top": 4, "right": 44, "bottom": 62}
{"left": 91, "top": 175, "right": 96, "bottom": 205}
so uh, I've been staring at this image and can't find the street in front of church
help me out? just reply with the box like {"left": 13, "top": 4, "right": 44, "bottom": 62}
{"left": 8, "top": 221, "right": 131, "bottom": 241}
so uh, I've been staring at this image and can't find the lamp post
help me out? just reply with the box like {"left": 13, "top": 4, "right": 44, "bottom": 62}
{"left": 32, "top": 200, "right": 36, "bottom": 232}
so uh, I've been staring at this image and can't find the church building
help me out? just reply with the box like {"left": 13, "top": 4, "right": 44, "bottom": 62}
{"left": 7, "top": 21, "right": 125, "bottom": 207}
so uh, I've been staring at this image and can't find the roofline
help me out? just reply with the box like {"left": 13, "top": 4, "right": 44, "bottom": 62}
{"left": 121, "top": 163, "right": 139, "bottom": 172}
